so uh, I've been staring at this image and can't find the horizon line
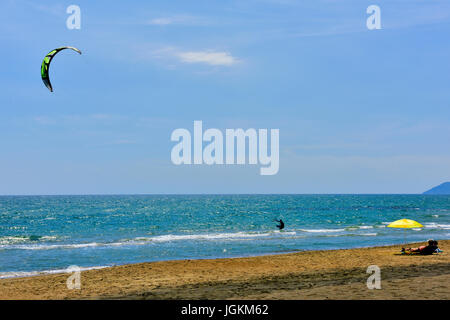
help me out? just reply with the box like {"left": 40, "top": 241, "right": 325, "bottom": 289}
{"left": 0, "top": 193, "right": 431, "bottom": 197}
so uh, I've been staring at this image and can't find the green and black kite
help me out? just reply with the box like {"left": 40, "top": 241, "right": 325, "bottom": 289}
{"left": 41, "top": 46, "right": 82, "bottom": 92}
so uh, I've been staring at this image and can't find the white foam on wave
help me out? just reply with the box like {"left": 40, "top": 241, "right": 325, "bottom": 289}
{"left": 0, "top": 235, "right": 58, "bottom": 245}
{"left": 423, "top": 223, "right": 450, "bottom": 230}
{"left": 0, "top": 236, "right": 29, "bottom": 245}
{"left": 321, "top": 232, "right": 377, "bottom": 238}
{"left": 0, "top": 242, "right": 103, "bottom": 250}
{"left": 136, "top": 230, "right": 298, "bottom": 242}
{"left": 0, "top": 231, "right": 299, "bottom": 250}
{"left": 299, "top": 228, "right": 345, "bottom": 233}
{"left": 0, "top": 226, "right": 390, "bottom": 252}
{"left": 345, "top": 226, "right": 374, "bottom": 231}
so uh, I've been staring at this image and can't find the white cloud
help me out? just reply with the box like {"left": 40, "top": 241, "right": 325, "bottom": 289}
{"left": 34, "top": 116, "right": 55, "bottom": 125}
{"left": 146, "top": 15, "right": 209, "bottom": 26}
{"left": 132, "top": 46, "right": 240, "bottom": 68}
{"left": 148, "top": 18, "right": 173, "bottom": 26}
{"left": 177, "top": 51, "right": 238, "bottom": 66}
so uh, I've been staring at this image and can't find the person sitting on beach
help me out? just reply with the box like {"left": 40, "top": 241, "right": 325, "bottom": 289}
{"left": 275, "top": 219, "right": 285, "bottom": 230}
{"left": 402, "top": 240, "right": 439, "bottom": 255}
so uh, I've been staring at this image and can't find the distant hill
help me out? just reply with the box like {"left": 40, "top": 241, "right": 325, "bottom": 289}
{"left": 423, "top": 182, "right": 450, "bottom": 195}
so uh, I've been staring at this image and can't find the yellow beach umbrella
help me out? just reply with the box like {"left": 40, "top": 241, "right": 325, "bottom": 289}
{"left": 387, "top": 219, "right": 423, "bottom": 229}
{"left": 387, "top": 219, "right": 423, "bottom": 247}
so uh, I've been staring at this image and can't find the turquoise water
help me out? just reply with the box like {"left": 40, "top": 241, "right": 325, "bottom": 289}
{"left": 1, "top": 195, "right": 449, "bottom": 278}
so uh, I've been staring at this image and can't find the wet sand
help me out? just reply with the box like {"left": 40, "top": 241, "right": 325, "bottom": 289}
{"left": 1, "top": 240, "right": 448, "bottom": 300}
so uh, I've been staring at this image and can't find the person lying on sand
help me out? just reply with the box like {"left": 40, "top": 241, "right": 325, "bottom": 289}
{"left": 402, "top": 240, "right": 439, "bottom": 255}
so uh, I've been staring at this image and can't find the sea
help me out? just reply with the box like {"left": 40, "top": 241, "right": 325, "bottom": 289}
{"left": 1, "top": 194, "right": 449, "bottom": 278}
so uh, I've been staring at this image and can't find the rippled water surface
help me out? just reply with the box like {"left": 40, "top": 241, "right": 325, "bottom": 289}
{"left": 1, "top": 195, "right": 449, "bottom": 277}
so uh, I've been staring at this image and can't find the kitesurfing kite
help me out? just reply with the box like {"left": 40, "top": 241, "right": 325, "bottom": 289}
{"left": 41, "top": 46, "right": 82, "bottom": 92}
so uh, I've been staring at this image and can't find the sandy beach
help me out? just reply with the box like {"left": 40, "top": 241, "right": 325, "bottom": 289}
{"left": 1, "top": 240, "right": 448, "bottom": 300}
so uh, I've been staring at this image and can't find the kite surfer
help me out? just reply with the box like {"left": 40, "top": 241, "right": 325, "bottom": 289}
{"left": 275, "top": 219, "right": 284, "bottom": 230}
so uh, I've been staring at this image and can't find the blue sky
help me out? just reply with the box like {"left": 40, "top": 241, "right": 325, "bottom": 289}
{"left": 1, "top": 0, "right": 450, "bottom": 194}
